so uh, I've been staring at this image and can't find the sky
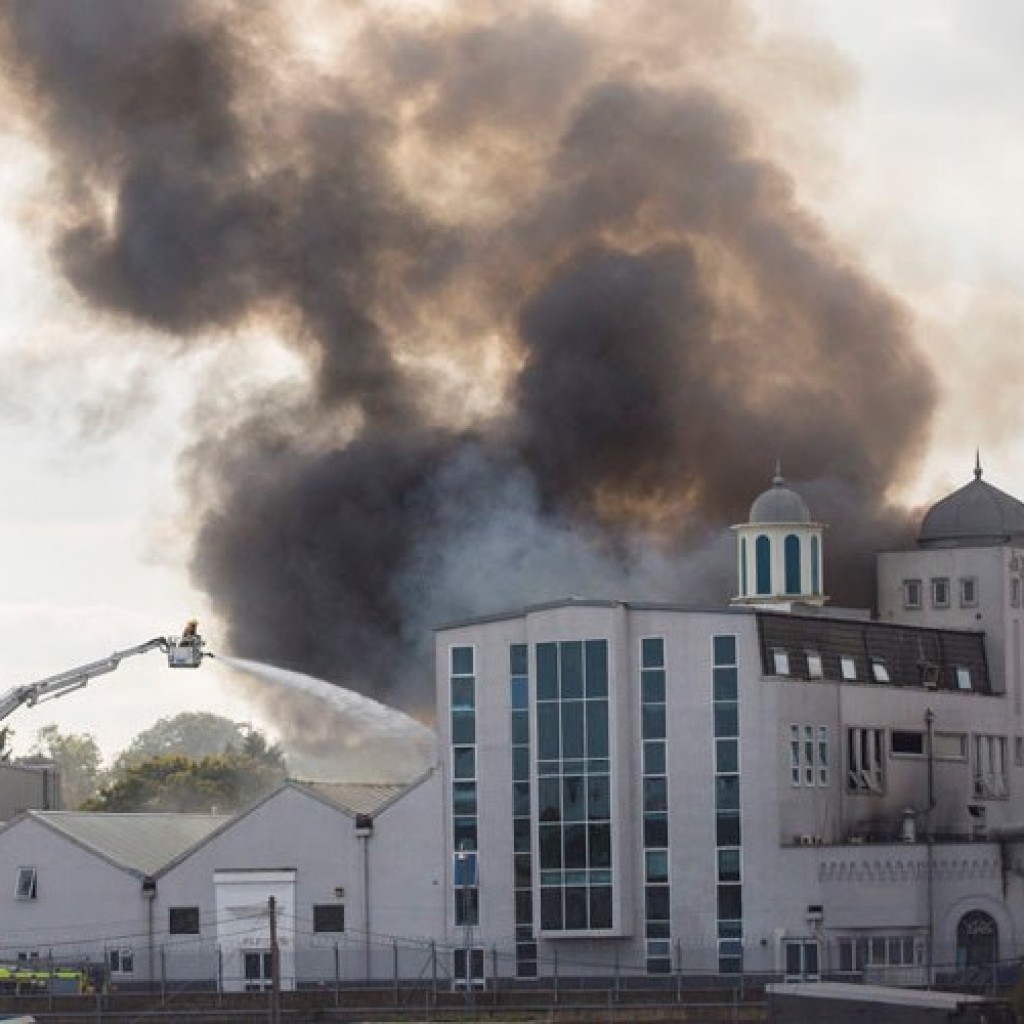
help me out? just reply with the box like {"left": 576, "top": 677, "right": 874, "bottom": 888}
{"left": 0, "top": 0, "right": 1022, "bottom": 766}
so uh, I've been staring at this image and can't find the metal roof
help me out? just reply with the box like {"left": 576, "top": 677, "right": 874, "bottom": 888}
{"left": 294, "top": 781, "right": 408, "bottom": 817}
{"left": 29, "top": 811, "right": 230, "bottom": 877}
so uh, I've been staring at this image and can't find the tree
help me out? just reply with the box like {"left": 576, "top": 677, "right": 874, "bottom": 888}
{"left": 24, "top": 724, "right": 103, "bottom": 809}
{"left": 83, "top": 745, "right": 287, "bottom": 814}
{"left": 110, "top": 712, "right": 270, "bottom": 774}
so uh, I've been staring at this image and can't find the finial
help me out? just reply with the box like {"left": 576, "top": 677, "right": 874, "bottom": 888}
{"left": 974, "top": 450, "right": 983, "bottom": 480}
{"left": 773, "top": 457, "right": 783, "bottom": 486}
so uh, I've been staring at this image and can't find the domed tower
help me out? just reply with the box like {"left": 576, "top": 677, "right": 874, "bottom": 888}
{"left": 732, "top": 468, "right": 827, "bottom": 607}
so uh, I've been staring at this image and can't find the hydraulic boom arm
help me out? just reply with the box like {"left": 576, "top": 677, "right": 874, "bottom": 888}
{"left": 0, "top": 622, "right": 208, "bottom": 725}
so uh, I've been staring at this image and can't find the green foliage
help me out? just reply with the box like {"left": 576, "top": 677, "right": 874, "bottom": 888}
{"left": 110, "top": 712, "right": 261, "bottom": 774}
{"left": 24, "top": 724, "right": 103, "bottom": 809}
{"left": 83, "top": 745, "right": 287, "bottom": 814}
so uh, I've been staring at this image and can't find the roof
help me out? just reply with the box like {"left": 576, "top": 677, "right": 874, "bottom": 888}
{"left": 748, "top": 472, "right": 812, "bottom": 525}
{"left": 27, "top": 811, "right": 230, "bottom": 877}
{"left": 920, "top": 464, "right": 1024, "bottom": 548}
{"left": 766, "top": 981, "right": 988, "bottom": 1009}
{"left": 292, "top": 780, "right": 408, "bottom": 816}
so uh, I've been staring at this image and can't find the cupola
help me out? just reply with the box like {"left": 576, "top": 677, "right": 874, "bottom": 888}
{"left": 732, "top": 467, "right": 826, "bottom": 607}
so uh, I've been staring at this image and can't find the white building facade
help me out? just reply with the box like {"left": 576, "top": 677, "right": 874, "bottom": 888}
{"left": 435, "top": 469, "right": 1024, "bottom": 985}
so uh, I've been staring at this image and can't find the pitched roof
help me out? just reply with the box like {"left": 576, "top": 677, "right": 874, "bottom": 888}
{"left": 29, "top": 811, "right": 230, "bottom": 877}
{"left": 291, "top": 780, "right": 409, "bottom": 817}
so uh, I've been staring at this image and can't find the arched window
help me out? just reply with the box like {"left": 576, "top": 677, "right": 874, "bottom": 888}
{"left": 740, "top": 538, "right": 748, "bottom": 595}
{"left": 811, "top": 536, "right": 820, "bottom": 595}
{"left": 957, "top": 910, "right": 998, "bottom": 970}
{"left": 784, "top": 535, "right": 801, "bottom": 594}
{"left": 756, "top": 535, "right": 771, "bottom": 595}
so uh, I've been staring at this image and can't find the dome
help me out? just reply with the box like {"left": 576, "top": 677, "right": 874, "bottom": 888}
{"left": 919, "top": 464, "right": 1024, "bottom": 548}
{"left": 749, "top": 473, "right": 811, "bottom": 524}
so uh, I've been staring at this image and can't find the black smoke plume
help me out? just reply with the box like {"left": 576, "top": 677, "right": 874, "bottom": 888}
{"left": 0, "top": 0, "right": 936, "bottom": 709}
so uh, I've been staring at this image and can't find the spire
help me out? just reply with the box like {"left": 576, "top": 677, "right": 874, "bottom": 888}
{"left": 974, "top": 450, "right": 983, "bottom": 480}
{"left": 773, "top": 457, "right": 783, "bottom": 486}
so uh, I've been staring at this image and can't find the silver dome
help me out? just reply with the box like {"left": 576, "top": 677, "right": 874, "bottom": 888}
{"left": 919, "top": 467, "right": 1024, "bottom": 548}
{"left": 749, "top": 474, "right": 811, "bottom": 525}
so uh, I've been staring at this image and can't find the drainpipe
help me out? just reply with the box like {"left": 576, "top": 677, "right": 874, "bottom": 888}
{"left": 355, "top": 814, "right": 374, "bottom": 980}
{"left": 925, "top": 708, "right": 936, "bottom": 986}
{"left": 141, "top": 876, "right": 157, "bottom": 986}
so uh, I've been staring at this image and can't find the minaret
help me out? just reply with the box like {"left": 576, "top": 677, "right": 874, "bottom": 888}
{"left": 731, "top": 466, "right": 827, "bottom": 607}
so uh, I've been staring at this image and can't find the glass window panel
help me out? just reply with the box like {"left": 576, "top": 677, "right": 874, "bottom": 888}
{"left": 564, "top": 886, "right": 588, "bottom": 929}
{"left": 538, "top": 777, "right": 561, "bottom": 822}
{"left": 645, "top": 849, "right": 669, "bottom": 883}
{"left": 713, "top": 666, "right": 738, "bottom": 701}
{"left": 716, "top": 811, "right": 741, "bottom": 846}
{"left": 510, "top": 676, "right": 528, "bottom": 710}
{"left": 452, "top": 781, "right": 477, "bottom": 814}
{"left": 451, "top": 677, "right": 475, "bottom": 710}
{"left": 587, "top": 775, "right": 610, "bottom": 820}
{"left": 560, "top": 642, "right": 584, "bottom": 698}
{"left": 716, "top": 738, "right": 738, "bottom": 774}
{"left": 717, "top": 884, "right": 742, "bottom": 920}
{"left": 718, "top": 920, "right": 742, "bottom": 939}
{"left": 642, "top": 637, "right": 665, "bottom": 669}
{"left": 451, "top": 710, "right": 475, "bottom": 745}
{"left": 644, "top": 777, "right": 668, "bottom": 813}
{"left": 719, "top": 956, "right": 742, "bottom": 974}
{"left": 647, "top": 919, "right": 671, "bottom": 939}
{"left": 561, "top": 701, "right": 585, "bottom": 758}
{"left": 585, "top": 640, "right": 609, "bottom": 697}
{"left": 513, "top": 781, "right": 531, "bottom": 817}
{"left": 717, "top": 848, "right": 741, "bottom": 882}
{"left": 642, "top": 704, "right": 666, "bottom": 740}
{"left": 713, "top": 635, "right": 737, "bottom": 666}
{"left": 715, "top": 775, "right": 740, "bottom": 811}
{"left": 586, "top": 702, "right": 609, "bottom": 756}
{"left": 539, "top": 824, "right": 562, "bottom": 869}
{"left": 537, "top": 705, "right": 560, "bottom": 759}
{"left": 540, "top": 887, "right": 563, "bottom": 930}
{"left": 511, "top": 710, "right": 529, "bottom": 745}
{"left": 589, "top": 823, "right": 612, "bottom": 867}
{"left": 453, "top": 746, "right": 476, "bottom": 780}
{"left": 451, "top": 646, "right": 474, "bottom": 675}
{"left": 643, "top": 813, "right": 668, "bottom": 848}
{"left": 453, "top": 817, "right": 477, "bottom": 851}
{"left": 562, "top": 776, "right": 585, "bottom": 821}
{"left": 514, "top": 853, "right": 532, "bottom": 888}
{"left": 644, "top": 741, "right": 666, "bottom": 775}
{"left": 564, "top": 823, "right": 587, "bottom": 869}
{"left": 515, "top": 891, "right": 533, "bottom": 925}
{"left": 642, "top": 669, "right": 666, "bottom": 704}
{"left": 714, "top": 703, "right": 738, "bottom": 738}
{"left": 516, "top": 924, "right": 533, "bottom": 941}
{"left": 590, "top": 886, "right": 613, "bottom": 928}
{"left": 510, "top": 643, "right": 528, "bottom": 676}
{"left": 537, "top": 643, "right": 559, "bottom": 700}
{"left": 513, "top": 818, "right": 531, "bottom": 853}
{"left": 645, "top": 885, "right": 670, "bottom": 921}
{"left": 512, "top": 746, "right": 529, "bottom": 781}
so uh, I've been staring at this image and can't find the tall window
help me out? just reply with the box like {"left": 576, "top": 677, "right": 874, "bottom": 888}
{"left": 450, "top": 646, "right": 479, "bottom": 925}
{"left": 509, "top": 644, "right": 536, "bottom": 976}
{"left": 810, "top": 537, "right": 820, "bottom": 595}
{"left": 713, "top": 635, "right": 742, "bottom": 974}
{"left": 536, "top": 640, "right": 612, "bottom": 932}
{"left": 973, "top": 735, "right": 1008, "bottom": 798}
{"left": 755, "top": 536, "right": 771, "bottom": 595}
{"left": 14, "top": 867, "right": 36, "bottom": 900}
{"left": 784, "top": 535, "right": 801, "bottom": 594}
{"left": 903, "top": 579, "right": 922, "bottom": 610}
{"left": 931, "top": 577, "right": 950, "bottom": 609}
{"left": 641, "top": 637, "right": 670, "bottom": 973}
{"left": 790, "top": 725, "right": 828, "bottom": 786}
{"left": 847, "top": 727, "right": 884, "bottom": 793}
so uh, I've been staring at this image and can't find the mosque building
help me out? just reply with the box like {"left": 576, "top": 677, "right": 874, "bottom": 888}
{"left": 435, "top": 463, "right": 1024, "bottom": 984}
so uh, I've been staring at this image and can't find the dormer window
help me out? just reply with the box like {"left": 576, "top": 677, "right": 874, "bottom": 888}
{"left": 772, "top": 649, "right": 790, "bottom": 676}
{"left": 840, "top": 656, "right": 857, "bottom": 681}
{"left": 931, "top": 578, "right": 950, "bottom": 609}
{"left": 956, "top": 666, "right": 973, "bottom": 691}
{"left": 903, "top": 580, "right": 922, "bottom": 610}
{"left": 870, "top": 659, "right": 891, "bottom": 683}
{"left": 805, "top": 651, "right": 823, "bottom": 679}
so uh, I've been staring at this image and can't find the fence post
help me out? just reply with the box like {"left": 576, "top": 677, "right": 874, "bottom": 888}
{"left": 334, "top": 943, "right": 341, "bottom": 1007}
{"left": 430, "top": 939, "right": 437, "bottom": 1001}
{"left": 553, "top": 945, "right": 559, "bottom": 1004}
{"left": 160, "top": 945, "right": 167, "bottom": 1004}
{"left": 47, "top": 949, "right": 54, "bottom": 1011}
{"left": 491, "top": 945, "right": 498, "bottom": 1004}
{"left": 217, "top": 945, "right": 223, "bottom": 1001}
{"left": 675, "top": 940, "right": 682, "bottom": 1002}
{"left": 613, "top": 946, "right": 620, "bottom": 1002}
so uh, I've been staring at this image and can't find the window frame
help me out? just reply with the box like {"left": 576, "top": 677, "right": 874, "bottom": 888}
{"left": 840, "top": 655, "right": 857, "bottom": 681}
{"left": 959, "top": 577, "right": 978, "bottom": 608}
{"left": 931, "top": 577, "right": 950, "bottom": 609}
{"left": 168, "top": 906, "right": 200, "bottom": 935}
{"left": 772, "top": 649, "right": 790, "bottom": 676}
{"left": 312, "top": 903, "right": 346, "bottom": 933}
{"left": 890, "top": 730, "right": 925, "bottom": 758}
{"left": 903, "top": 579, "right": 922, "bottom": 610}
{"left": 14, "top": 867, "right": 36, "bottom": 901}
